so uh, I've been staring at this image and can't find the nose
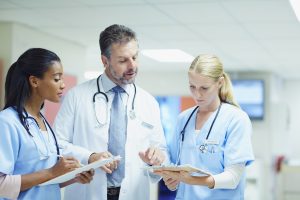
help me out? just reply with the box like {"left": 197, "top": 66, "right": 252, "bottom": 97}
{"left": 128, "top": 58, "right": 138, "bottom": 69}
{"left": 194, "top": 89, "right": 203, "bottom": 98}
{"left": 60, "top": 81, "right": 66, "bottom": 90}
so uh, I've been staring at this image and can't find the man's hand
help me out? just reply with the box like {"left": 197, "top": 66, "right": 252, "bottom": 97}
{"left": 88, "top": 151, "right": 119, "bottom": 174}
{"left": 139, "top": 147, "right": 165, "bottom": 166}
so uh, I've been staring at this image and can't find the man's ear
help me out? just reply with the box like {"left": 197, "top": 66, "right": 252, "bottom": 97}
{"left": 101, "top": 55, "right": 109, "bottom": 68}
{"left": 28, "top": 75, "right": 39, "bottom": 88}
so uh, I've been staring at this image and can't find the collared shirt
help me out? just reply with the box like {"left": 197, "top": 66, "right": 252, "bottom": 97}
{"left": 101, "top": 72, "right": 130, "bottom": 107}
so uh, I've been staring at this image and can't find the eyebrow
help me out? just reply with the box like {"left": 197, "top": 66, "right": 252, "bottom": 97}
{"left": 52, "top": 72, "right": 63, "bottom": 76}
{"left": 117, "top": 52, "right": 138, "bottom": 59}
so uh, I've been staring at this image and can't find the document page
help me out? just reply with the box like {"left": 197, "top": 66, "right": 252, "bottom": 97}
{"left": 39, "top": 155, "right": 121, "bottom": 186}
{"left": 145, "top": 164, "right": 211, "bottom": 175}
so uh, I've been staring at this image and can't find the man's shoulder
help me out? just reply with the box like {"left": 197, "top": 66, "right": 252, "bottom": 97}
{"left": 135, "top": 85, "right": 156, "bottom": 100}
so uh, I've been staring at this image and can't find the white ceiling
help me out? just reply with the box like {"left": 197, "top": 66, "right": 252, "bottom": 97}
{"left": 1, "top": 0, "right": 300, "bottom": 79}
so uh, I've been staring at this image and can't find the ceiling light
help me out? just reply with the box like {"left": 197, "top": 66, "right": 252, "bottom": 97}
{"left": 84, "top": 71, "right": 102, "bottom": 80}
{"left": 290, "top": 0, "right": 300, "bottom": 21}
{"left": 141, "top": 49, "right": 194, "bottom": 62}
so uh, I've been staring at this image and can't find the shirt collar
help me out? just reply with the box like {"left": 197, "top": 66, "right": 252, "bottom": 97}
{"left": 101, "top": 72, "right": 130, "bottom": 94}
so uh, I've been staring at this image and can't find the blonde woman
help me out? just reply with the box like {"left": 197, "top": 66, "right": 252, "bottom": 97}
{"left": 156, "top": 54, "right": 254, "bottom": 200}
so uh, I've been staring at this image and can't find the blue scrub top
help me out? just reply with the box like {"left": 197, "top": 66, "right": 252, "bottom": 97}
{"left": 0, "top": 107, "right": 60, "bottom": 200}
{"left": 168, "top": 103, "right": 254, "bottom": 200}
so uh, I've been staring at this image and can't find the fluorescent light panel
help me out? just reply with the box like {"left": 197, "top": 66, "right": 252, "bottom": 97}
{"left": 141, "top": 49, "right": 194, "bottom": 62}
{"left": 290, "top": 0, "right": 300, "bottom": 21}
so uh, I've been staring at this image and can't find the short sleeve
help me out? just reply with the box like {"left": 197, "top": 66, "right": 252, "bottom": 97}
{"left": 224, "top": 112, "right": 254, "bottom": 167}
{"left": 0, "top": 117, "right": 19, "bottom": 174}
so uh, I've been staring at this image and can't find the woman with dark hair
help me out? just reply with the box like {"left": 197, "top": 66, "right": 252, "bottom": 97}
{"left": 0, "top": 48, "right": 94, "bottom": 200}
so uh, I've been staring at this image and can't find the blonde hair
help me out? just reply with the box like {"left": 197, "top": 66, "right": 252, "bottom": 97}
{"left": 189, "top": 54, "right": 239, "bottom": 107}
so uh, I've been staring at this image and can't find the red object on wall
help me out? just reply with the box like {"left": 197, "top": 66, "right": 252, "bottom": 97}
{"left": 44, "top": 74, "right": 77, "bottom": 125}
{"left": 275, "top": 155, "right": 285, "bottom": 173}
{"left": 180, "top": 96, "right": 196, "bottom": 111}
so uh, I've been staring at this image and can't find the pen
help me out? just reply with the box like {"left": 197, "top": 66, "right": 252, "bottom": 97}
{"left": 57, "top": 155, "right": 84, "bottom": 167}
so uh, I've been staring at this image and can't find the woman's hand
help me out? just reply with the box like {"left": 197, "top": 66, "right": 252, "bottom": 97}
{"left": 50, "top": 156, "right": 81, "bottom": 178}
{"left": 60, "top": 169, "right": 95, "bottom": 187}
{"left": 154, "top": 170, "right": 180, "bottom": 191}
{"left": 154, "top": 170, "right": 195, "bottom": 186}
{"left": 155, "top": 170, "right": 214, "bottom": 188}
{"left": 162, "top": 175, "right": 180, "bottom": 191}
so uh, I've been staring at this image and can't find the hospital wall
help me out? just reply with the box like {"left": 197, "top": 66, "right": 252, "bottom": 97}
{"left": 0, "top": 21, "right": 86, "bottom": 107}
{"left": 1, "top": 21, "right": 300, "bottom": 200}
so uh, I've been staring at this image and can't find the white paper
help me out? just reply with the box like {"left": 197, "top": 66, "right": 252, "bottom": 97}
{"left": 144, "top": 164, "right": 211, "bottom": 176}
{"left": 39, "top": 156, "right": 121, "bottom": 186}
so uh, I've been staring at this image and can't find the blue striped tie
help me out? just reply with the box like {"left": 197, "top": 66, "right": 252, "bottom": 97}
{"left": 107, "top": 86, "right": 127, "bottom": 185}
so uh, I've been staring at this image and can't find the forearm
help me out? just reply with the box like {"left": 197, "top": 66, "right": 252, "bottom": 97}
{"left": 0, "top": 173, "right": 21, "bottom": 199}
{"left": 186, "top": 175, "right": 215, "bottom": 188}
{"left": 212, "top": 163, "right": 245, "bottom": 189}
{"left": 21, "top": 169, "right": 54, "bottom": 191}
{"left": 183, "top": 163, "right": 245, "bottom": 189}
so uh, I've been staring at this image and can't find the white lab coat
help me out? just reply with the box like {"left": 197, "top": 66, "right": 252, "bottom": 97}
{"left": 54, "top": 78, "right": 168, "bottom": 200}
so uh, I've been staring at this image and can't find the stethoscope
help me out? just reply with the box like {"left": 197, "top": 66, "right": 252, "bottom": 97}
{"left": 92, "top": 75, "right": 137, "bottom": 126}
{"left": 175, "top": 103, "right": 222, "bottom": 165}
{"left": 21, "top": 109, "right": 60, "bottom": 160}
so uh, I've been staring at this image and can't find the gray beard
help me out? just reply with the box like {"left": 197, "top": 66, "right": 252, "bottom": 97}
{"left": 108, "top": 64, "right": 137, "bottom": 85}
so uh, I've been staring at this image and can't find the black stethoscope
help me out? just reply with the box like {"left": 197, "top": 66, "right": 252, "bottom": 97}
{"left": 92, "top": 75, "right": 137, "bottom": 126}
{"left": 21, "top": 109, "right": 60, "bottom": 160}
{"left": 175, "top": 103, "right": 222, "bottom": 165}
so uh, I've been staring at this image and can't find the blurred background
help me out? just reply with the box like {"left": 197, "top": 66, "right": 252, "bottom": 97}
{"left": 1, "top": 0, "right": 300, "bottom": 199}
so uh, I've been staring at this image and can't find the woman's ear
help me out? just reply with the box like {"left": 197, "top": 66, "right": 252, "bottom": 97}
{"left": 28, "top": 75, "right": 39, "bottom": 88}
{"left": 218, "top": 76, "right": 224, "bottom": 89}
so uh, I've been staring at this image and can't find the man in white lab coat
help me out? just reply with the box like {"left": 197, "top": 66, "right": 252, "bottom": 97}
{"left": 53, "top": 24, "right": 168, "bottom": 200}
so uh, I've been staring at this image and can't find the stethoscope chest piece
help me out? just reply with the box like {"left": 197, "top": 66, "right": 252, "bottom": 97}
{"left": 129, "top": 110, "right": 136, "bottom": 120}
{"left": 199, "top": 144, "right": 208, "bottom": 153}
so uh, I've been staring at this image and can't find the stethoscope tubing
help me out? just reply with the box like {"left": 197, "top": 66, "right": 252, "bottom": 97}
{"left": 176, "top": 103, "right": 222, "bottom": 165}
{"left": 93, "top": 75, "right": 136, "bottom": 112}
{"left": 23, "top": 110, "right": 60, "bottom": 159}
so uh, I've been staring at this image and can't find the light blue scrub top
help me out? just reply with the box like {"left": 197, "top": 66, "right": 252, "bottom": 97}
{"left": 168, "top": 103, "right": 254, "bottom": 200}
{"left": 0, "top": 107, "right": 60, "bottom": 200}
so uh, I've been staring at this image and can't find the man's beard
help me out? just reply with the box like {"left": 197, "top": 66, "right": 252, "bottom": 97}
{"left": 108, "top": 63, "right": 137, "bottom": 85}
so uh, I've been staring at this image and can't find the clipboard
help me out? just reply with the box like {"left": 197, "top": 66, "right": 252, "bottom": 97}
{"left": 145, "top": 164, "right": 211, "bottom": 176}
{"left": 39, "top": 155, "right": 121, "bottom": 186}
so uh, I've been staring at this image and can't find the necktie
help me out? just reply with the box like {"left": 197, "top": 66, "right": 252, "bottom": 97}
{"left": 107, "top": 86, "right": 127, "bottom": 185}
